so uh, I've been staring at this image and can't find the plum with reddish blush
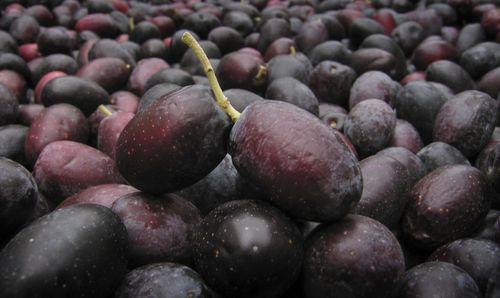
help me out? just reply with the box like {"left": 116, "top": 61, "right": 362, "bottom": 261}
{"left": 127, "top": 58, "right": 169, "bottom": 96}
{"left": 76, "top": 57, "right": 131, "bottom": 94}
{"left": 349, "top": 71, "right": 401, "bottom": 109}
{"left": 216, "top": 51, "right": 267, "bottom": 93}
{"left": 350, "top": 48, "right": 399, "bottom": 79}
{"left": 402, "top": 165, "right": 490, "bottom": 250}
{"left": 309, "top": 61, "right": 356, "bottom": 108}
{"left": 0, "top": 70, "right": 27, "bottom": 103}
{"left": 111, "top": 192, "right": 201, "bottom": 268}
{"left": 75, "top": 13, "right": 119, "bottom": 38}
{"left": 98, "top": 110, "right": 134, "bottom": 160}
{"left": 33, "top": 140, "right": 126, "bottom": 204}
{"left": 29, "top": 54, "right": 78, "bottom": 85}
{"left": 109, "top": 91, "right": 139, "bottom": 113}
{"left": 389, "top": 119, "right": 424, "bottom": 154}
{"left": 56, "top": 184, "right": 137, "bottom": 210}
{"left": 25, "top": 103, "right": 89, "bottom": 166}
{"left": 412, "top": 38, "right": 458, "bottom": 70}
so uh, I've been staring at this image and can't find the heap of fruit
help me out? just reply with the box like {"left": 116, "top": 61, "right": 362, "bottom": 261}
{"left": 0, "top": 0, "right": 500, "bottom": 297}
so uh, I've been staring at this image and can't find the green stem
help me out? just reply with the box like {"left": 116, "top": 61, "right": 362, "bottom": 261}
{"left": 98, "top": 105, "right": 113, "bottom": 117}
{"left": 181, "top": 32, "right": 241, "bottom": 122}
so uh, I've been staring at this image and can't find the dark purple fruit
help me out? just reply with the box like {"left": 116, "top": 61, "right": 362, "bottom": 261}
{"left": 294, "top": 18, "right": 329, "bottom": 55}
{"left": 412, "top": 38, "right": 458, "bottom": 70}
{"left": 427, "top": 238, "right": 500, "bottom": 293}
{"left": 476, "top": 141, "right": 500, "bottom": 194}
{"left": 116, "top": 85, "right": 231, "bottom": 194}
{"left": 426, "top": 60, "right": 475, "bottom": 93}
{"left": 349, "top": 17, "right": 385, "bottom": 46}
{"left": 307, "top": 40, "right": 351, "bottom": 66}
{"left": 478, "top": 67, "right": 500, "bottom": 99}
{"left": 216, "top": 51, "right": 267, "bottom": 92}
{"left": 30, "top": 53, "right": 78, "bottom": 84}
{"left": 88, "top": 39, "right": 136, "bottom": 67}
{"left": 349, "top": 70, "right": 401, "bottom": 109}
{"left": 303, "top": 214, "right": 405, "bottom": 298}
{"left": 207, "top": 26, "right": 244, "bottom": 55}
{"left": 456, "top": 23, "right": 486, "bottom": 54}
{"left": 75, "top": 13, "right": 119, "bottom": 38}
{"left": 472, "top": 210, "right": 500, "bottom": 244}
{"left": 36, "top": 26, "right": 73, "bottom": 55}
{"left": 111, "top": 192, "right": 201, "bottom": 268}
{"left": 129, "top": 21, "right": 161, "bottom": 44}
{"left": 391, "top": 21, "right": 425, "bottom": 56}
{"left": 0, "top": 52, "right": 32, "bottom": 84}
{"left": 145, "top": 68, "right": 194, "bottom": 91}
{"left": 115, "top": 262, "right": 216, "bottom": 298}
{"left": 0, "top": 157, "right": 38, "bottom": 239}
{"left": 56, "top": 183, "right": 137, "bottom": 209}
{"left": 396, "top": 262, "right": 481, "bottom": 297}
{"left": 41, "top": 75, "right": 110, "bottom": 116}
{"left": 416, "top": 141, "right": 470, "bottom": 174}
{"left": 359, "top": 33, "right": 407, "bottom": 80}
{"left": 402, "top": 165, "right": 491, "bottom": 250}
{"left": 0, "top": 125, "right": 28, "bottom": 167}
{"left": 33, "top": 140, "right": 125, "bottom": 203}
{"left": 193, "top": 200, "right": 303, "bottom": 298}
{"left": 257, "top": 17, "right": 291, "bottom": 53}
{"left": 127, "top": 58, "right": 169, "bottom": 96}
{"left": 224, "top": 88, "right": 264, "bottom": 112}
{"left": 308, "top": 60, "right": 356, "bottom": 107}
{"left": 175, "top": 154, "right": 263, "bottom": 215}
{"left": 390, "top": 119, "right": 424, "bottom": 154}
{"left": 350, "top": 48, "right": 398, "bottom": 78}
{"left": 0, "top": 30, "right": 18, "bottom": 54}
{"left": 0, "top": 69, "right": 27, "bottom": 103}
{"left": 265, "top": 77, "right": 319, "bottom": 115}
{"left": 76, "top": 57, "right": 131, "bottom": 93}
{"left": 395, "top": 81, "right": 449, "bottom": 143}
{"left": 230, "top": 100, "right": 362, "bottom": 222}
{"left": 0, "top": 204, "right": 128, "bottom": 298}
{"left": 24, "top": 103, "right": 89, "bottom": 166}
{"left": 459, "top": 42, "right": 500, "bottom": 79}
{"left": 266, "top": 53, "right": 313, "bottom": 85}
{"left": 343, "top": 99, "right": 397, "bottom": 157}
{"left": 97, "top": 110, "right": 134, "bottom": 160}
{"left": 0, "top": 83, "right": 18, "bottom": 126}
{"left": 433, "top": 90, "right": 497, "bottom": 158}
{"left": 376, "top": 146, "right": 427, "bottom": 186}
{"left": 9, "top": 15, "right": 40, "bottom": 44}
{"left": 318, "top": 102, "right": 346, "bottom": 131}
{"left": 353, "top": 154, "right": 410, "bottom": 228}
{"left": 182, "top": 12, "right": 221, "bottom": 40}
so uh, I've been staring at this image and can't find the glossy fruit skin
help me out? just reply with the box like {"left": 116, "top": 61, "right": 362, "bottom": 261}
{"left": 433, "top": 90, "right": 497, "bottom": 158}
{"left": 343, "top": 98, "right": 397, "bottom": 157}
{"left": 56, "top": 183, "right": 137, "bottom": 209}
{"left": 230, "top": 100, "right": 362, "bottom": 222}
{"left": 418, "top": 140, "right": 470, "bottom": 172}
{"left": 303, "top": 214, "right": 405, "bottom": 298}
{"left": 0, "top": 158, "right": 38, "bottom": 239}
{"left": 33, "top": 140, "right": 125, "bottom": 203}
{"left": 390, "top": 119, "right": 424, "bottom": 154}
{"left": 24, "top": 103, "right": 89, "bottom": 166}
{"left": 265, "top": 76, "right": 319, "bottom": 116}
{"left": 402, "top": 165, "right": 491, "bottom": 250}
{"left": 376, "top": 146, "right": 426, "bottom": 186}
{"left": 193, "top": 200, "right": 303, "bottom": 298}
{"left": 353, "top": 154, "right": 410, "bottom": 228}
{"left": 427, "top": 238, "right": 500, "bottom": 294}
{"left": 97, "top": 110, "right": 134, "bottom": 160}
{"left": 349, "top": 70, "right": 401, "bottom": 109}
{"left": 76, "top": 57, "right": 131, "bottom": 93}
{"left": 0, "top": 204, "right": 128, "bottom": 298}
{"left": 397, "top": 261, "right": 481, "bottom": 297}
{"left": 0, "top": 124, "right": 28, "bottom": 167}
{"left": 426, "top": 60, "right": 475, "bottom": 93}
{"left": 115, "top": 262, "right": 216, "bottom": 298}
{"left": 116, "top": 85, "right": 231, "bottom": 194}
{"left": 41, "top": 76, "right": 110, "bottom": 116}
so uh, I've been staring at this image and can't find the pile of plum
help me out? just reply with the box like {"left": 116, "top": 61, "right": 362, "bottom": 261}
{"left": 1, "top": 0, "right": 500, "bottom": 297}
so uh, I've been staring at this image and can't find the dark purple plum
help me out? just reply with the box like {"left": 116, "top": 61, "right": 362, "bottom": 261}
{"left": 376, "top": 146, "right": 426, "bottom": 186}
{"left": 75, "top": 13, "right": 119, "bottom": 38}
{"left": 29, "top": 53, "right": 78, "bottom": 85}
{"left": 266, "top": 53, "right": 313, "bottom": 85}
{"left": 263, "top": 37, "right": 295, "bottom": 62}
{"left": 207, "top": 26, "right": 244, "bottom": 55}
{"left": 111, "top": 192, "right": 201, "bottom": 268}
{"left": 0, "top": 83, "right": 18, "bottom": 126}
{"left": 193, "top": 200, "right": 303, "bottom": 298}
{"left": 24, "top": 103, "right": 89, "bottom": 166}
{"left": 144, "top": 68, "right": 194, "bottom": 91}
{"left": 294, "top": 18, "right": 329, "bottom": 55}
{"left": 115, "top": 262, "right": 215, "bottom": 298}
{"left": 0, "top": 158, "right": 38, "bottom": 240}
{"left": 41, "top": 75, "right": 110, "bottom": 116}
{"left": 433, "top": 90, "right": 497, "bottom": 158}
{"left": 136, "top": 83, "right": 181, "bottom": 113}
{"left": 180, "top": 41, "right": 221, "bottom": 76}
{"left": 318, "top": 102, "right": 347, "bottom": 130}
{"left": 230, "top": 100, "right": 362, "bottom": 222}
{"left": 127, "top": 58, "right": 169, "bottom": 96}
{"left": 34, "top": 70, "right": 66, "bottom": 104}
{"left": 478, "top": 67, "right": 500, "bottom": 99}
{"left": 459, "top": 42, "right": 500, "bottom": 79}
{"left": 472, "top": 210, "right": 500, "bottom": 244}
{"left": 0, "top": 204, "right": 128, "bottom": 298}
{"left": 265, "top": 77, "right": 319, "bottom": 115}
{"left": 97, "top": 110, "right": 134, "bottom": 160}
{"left": 411, "top": 38, "right": 458, "bottom": 70}
{"left": 391, "top": 21, "right": 425, "bottom": 56}
{"left": 0, "top": 125, "right": 28, "bottom": 167}
{"left": 343, "top": 98, "right": 397, "bottom": 157}
{"left": 129, "top": 21, "right": 161, "bottom": 44}
{"left": 0, "top": 53, "right": 32, "bottom": 84}
{"left": 224, "top": 88, "right": 264, "bottom": 112}
{"left": 0, "top": 69, "right": 27, "bottom": 103}
{"left": 416, "top": 141, "right": 470, "bottom": 174}
{"left": 456, "top": 23, "right": 486, "bottom": 54}
{"left": 109, "top": 91, "right": 139, "bottom": 113}
{"left": 353, "top": 154, "right": 410, "bottom": 228}
{"left": 76, "top": 57, "right": 131, "bottom": 94}
{"left": 308, "top": 60, "right": 356, "bottom": 108}
{"left": 175, "top": 154, "right": 264, "bottom": 215}
{"left": 116, "top": 85, "right": 231, "bottom": 194}
{"left": 350, "top": 48, "right": 399, "bottom": 79}
{"left": 426, "top": 60, "right": 475, "bottom": 93}
{"left": 88, "top": 39, "right": 136, "bottom": 67}
{"left": 307, "top": 40, "right": 351, "bottom": 66}
{"left": 389, "top": 119, "right": 424, "bottom": 154}
{"left": 427, "top": 238, "right": 500, "bottom": 293}
{"left": 396, "top": 262, "right": 481, "bottom": 297}
{"left": 359, "top": 34, "right": 407, "bottom": 80}
{"left": 476, "top": 141, "right": 500, "bottom": 196}
{"left": 348, "top": 17, "right": 385, "bottom": 46}
{"left": 257, "top": 18, "right": 292, "bottom": 53}
{"left": 0, "top": 30, "right": 18, "bottom": 54}
{"left": 181, "top": 12, "right": 221, "bottom": 40}
{"left": 9, "top": 15, "right": 40, "bottom": 44}
{"left": 17, "top": 104, "right": 44, "bottom": 126}
{"left": 349, "top": 70, "right": 401, "bottom": 109}
{"left": 216, "top": 51, "right": 267, "bottom": 92}
{"left": 223, "top": 11, "right": 254, "bottom": 37}
{"left": 33, "top": 140, "right": 126, "bottom": 204}
{"left": 303, "top": 214, "right": 405, "bottom": 298}
{"left": 36, "top": 26, "right": 73, "bottom": 55}
{"left": 402, "top": 165, "right": 491, "bottom": 250}
{"left": 395, "top": 81, "right": 449, "bottom": 143}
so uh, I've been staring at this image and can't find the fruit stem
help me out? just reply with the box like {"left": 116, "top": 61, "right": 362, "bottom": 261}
{"left": 181, "top": 32, "right": 241, "bottom": 122}
{"left": 255, "top": 65, "right": 267, "bottom": 80}
{"left": 98, "top": 105, "right": 113, "bottom": 117}
{"left": 129, "top": 17, "right": 135, "bottom": 32}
